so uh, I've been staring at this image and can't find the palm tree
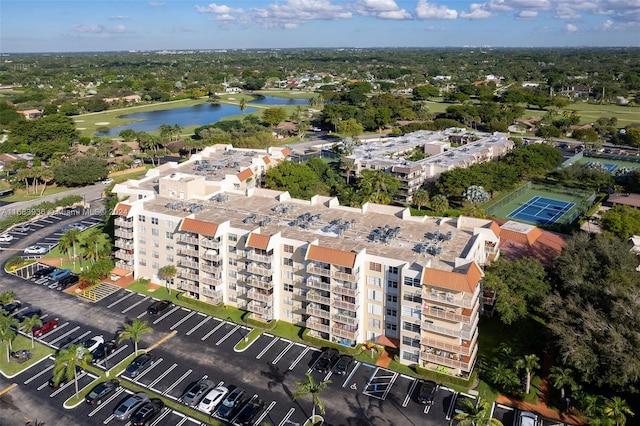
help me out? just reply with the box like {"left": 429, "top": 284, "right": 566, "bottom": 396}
{"left": 582, "top": 394, "right": 605, "bottom": 419}
{"left": 239, "top": 98, "right": 247, "bottom": 114}
{"left": 293, "top": 373, "right": 331, "bottom": 419}
{"left": 548, "top": 366, "right": 576, "bottom": 400}
{"left": 21, "top": 315, "right": 43, "bottom": 349}
{"left": 412, "top": 189, "right": 430, "bottom": 210}
{"left": 604, "top": 396, "right": 634, "bottom": 426}
{"left": 0, "top": 291, "right": 16, "bottom": 306}
{"left": 118, "top": 318, "right": 152, "bottom": 354}
{"left": 158, "top": 264, "right": 178, "bottom": 296}
{"left": 516, "top": 354, "right": 540, "bottom": 395}
{"left": 59, "top": 228, "right": 82, "bottom": 269}
{"left": 340, "top": 159, "right": 355, "bottom": 185}
{"left": 452, "top": 398, "right": 503, "bottom": 426}
{"left": 81, "top": 230, "right": 107, "bottom": 264}
{"left": 52, "top": 343, "right": 92, "bottom": 397}
{"left": 430, "top": 194, "right": 450, "bottom": 213}
{"left": 0, "top": 314, "right": 19, "bottom": 362}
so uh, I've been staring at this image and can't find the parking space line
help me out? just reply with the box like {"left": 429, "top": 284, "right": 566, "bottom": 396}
{"left": 289, "top": 346, "right": 311, "bottom": 371}
{"left": 343, "top": 362, "right": 361, "bottom": 388}
{"left": 133, "top": 358, "right": 163, "bottom": 382}
{"left": 48, "top": 326, "right": 81, "bottom": 345}
{"left": 186, "top": 316, "right": 210, "bottom": 336}
{"left": 256, "top": 336, "right": 279, "bottom": 359}
{"left": 446, "top": 392, "right": 459, "bottom": 420}
{"left": 39, "top": 321, "right": 69, "bottom": 337}
{"left": 136, "top": 311, "right": 147, "bottom": 319}
{"left": 174, "top": 417, "right": 189, "bottom": 426}
{"left": 170, "top": 310, "right": 196, "bottom": 330}
{"left": 254, "top": 400, "right": 276, "bottom": 426}
{"left": 200, "top": 320, "right": 225, "bottom": 341}
{"left": 152, "top": 305, "right": 181, "bottom": 324}
{"left": 40, "top": 218, "right": 52, "bottom": 224}
{"left": 50, "top": 371, "right": 96, "bottom": 397}
{"left": 122, "top": 296, "right": 149, "bottom": 314}
{"left": 148, "top": 363, "right": 178, "bottom": 388}
{"left": 95, "top": 344, "right": 129, "bottom": 369}
{"left": 88, "top": 388, "right": 126, "bottom": 417}
{"left": 272, "top": 341, "right": 294, "bottom": 365}
{"left": 215, "top": 324, "right": 240, "bottom": 346}
{"left": 107, "top": 292, "right": 135, "bottom": 309}
{"left": 32, "top": 223, "right": 45, "bottom": 228}
{"left": 403, "top": 378, "right": 419, "bottom": 407}
{"left": 65, "top": 330, "right": 92, "bottom": 347}
{"left": 37, "top": 381, "right": 51, "bottom": 391}
{"left": 24, "top": 362, "right": 54, "bottom": 384}
{"left": 149, "top": 408, "right": 172, "bottom": 426}
{"left": 277, "top": 408, "right": 295, "bottom": 426}
{"left": 102, "top": 414, "right": 114, "bottom": 424}
{"left": 163, "top": 369, "right": 192, "bottom": 396}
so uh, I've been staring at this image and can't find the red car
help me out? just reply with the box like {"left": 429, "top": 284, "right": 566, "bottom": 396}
{"left": 33, "top": 318, "right": 58, "bottom": 337}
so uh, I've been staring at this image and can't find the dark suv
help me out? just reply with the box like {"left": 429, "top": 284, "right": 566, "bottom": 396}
{"left": 416, "top": 380, "right": 438, "bottom": 405}
{"left": 215, "top": 388, "right": 246, "bottom": 420}
{"left": 147, "top": 300, "right": 171, "bottom": 315}
{"left": 333, "top": 354, "right": 354, "bottom": 376}
{"left": 315, "top": 348, "right": 339, "bottom": 373}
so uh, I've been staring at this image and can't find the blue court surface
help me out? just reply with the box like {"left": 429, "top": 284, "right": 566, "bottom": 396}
{"left": 586, "top": 161, "right": 618, "bottom": 172}
{"left": 507, "top": 196, "right": 575, "bottom": 226}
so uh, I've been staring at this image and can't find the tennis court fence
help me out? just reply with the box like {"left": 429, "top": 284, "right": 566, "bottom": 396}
{"left": 484, "top": 182, "right": 532, "bottom": 217}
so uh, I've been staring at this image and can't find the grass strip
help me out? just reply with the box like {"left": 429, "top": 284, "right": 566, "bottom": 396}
{"left": 0, "top": 335, "right": 55, "bottom": 378}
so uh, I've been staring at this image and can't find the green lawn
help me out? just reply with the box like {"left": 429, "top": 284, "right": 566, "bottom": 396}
{"left": 1, "top": 185, "right": 74, "bottom": 202}
{"left": 0, "top": 335, "right": 54, "bottom": 377}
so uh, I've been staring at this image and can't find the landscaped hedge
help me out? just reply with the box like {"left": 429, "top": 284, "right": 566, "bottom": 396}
{"left": 414, "top": 365, "right": 476, "bottom": 389}
{"left": 0, "top": 195, "right": 83, "bottom": 232}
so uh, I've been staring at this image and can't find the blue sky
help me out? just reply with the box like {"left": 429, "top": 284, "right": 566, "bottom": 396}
{"left": 2, "top": 0, "right": 639, "bottom": 53}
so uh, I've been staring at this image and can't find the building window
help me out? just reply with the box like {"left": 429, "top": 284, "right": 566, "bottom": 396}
{"left": 139, "top": 248, "right": 146, "bottom": 255}
{"left": 403, "top": 276, "right": 421, "bottom": 288}
{"left": 228, "top": 270, "right": 237, "bottom": 279}
{"left": 402, "top": 336, "right": 421, "bottom": 348}
{"left": 401, "top": 306, "right": 422, "bottom": 319}
{"left": 386, "top": 323, "right": 397, "bottom": 331}
{"left": 368, "top": 318, "right": 381, "bottom": 329}
{"left": 138, "top": 226, "right": 146, "bottom": 233}
{"left": 284, "top": 244, "right": 294, "bottom": 253}
{"left": 386, "top": 295, "right": 398, "bottom": 303}
{"left": 166, "top": 244, "right": 174, "bottom": 251}
{"left": 403, "top": 293, "right": 422, "bottom": 304}
{"left": 229, "top": 233, "right": 238, "bottom": 242}
{"left": 402, "top": 321, "right": 421, "bottom": 333}
{"left": 367, "top": 303, "right": 382, "bottom": 316}
{"left": 367, "top": 289, "right": 382, "bottom": 301}
{"left": 368, "top": 276, "right": 382, "bottom": 287}
{"left": 283, "top": 284, "right": 293, "bottom": 292}
{"left": 152, "top": 251, "right": 159, "bottom": 259}
{"left": 228, "top": 258, "right": 237, "bottom": 267}
{"left": 166, "top": 220, "right": 174, "bottom": 228}
{"left": 152, "top": 262, "right": 159, "bottom": 269}
{"left": 388, "top": 266, "right": 399, "bottom": 275}
{"left": 139, "top": 259, "right": 146, "bottom": 266}
{"left": 283, "top": 258, "right": 294, "bottom": 267}
{"left": 165, "top": 232, "right": 173, "bottom": 240}
{"left": 152, "top": 240, "right": 159, "bottom": 248}
{"left": 386, "top": 308, "right": 397, "bottom": 317}
{"left": 138, "top": 215, "right": 145, "bottom": 222}
{"left": 151, "top": 217, "right": 158, "bottom": 225}
{"left": 283, "top": 309, "right": 293, "bottom": 319}
{"left": 369, "top": 262, "right": 382, "bottom": 272}
{"left": 283, "top": 297, "right": 293, "bottom": 305}
{"left": 402, "top": 350, "right": 419, "bottom": 363}
{"left": 166, "top": 255, "right": 174, "bottom": 262}
{"left": 151, "top": 229, "right": 159, "bottom": 236}
{"left": 282, "top": 270, "right": 294, "bottom": 281}
{"left": 387, "top": 280, "right": 398, "bottom": 289}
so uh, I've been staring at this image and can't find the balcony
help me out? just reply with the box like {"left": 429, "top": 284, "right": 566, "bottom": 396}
{"left": 421, "top": 351, "right": 474, "bottom": 372}
{"left": 177, "top": 248, "right": 199, "bottom": 257}
{"left": 114, "top": 229, "right": 133, "bottom": 239}
{"left": 333, "top": 283, "right": 359, "bottom": 297}
{"left": 422, "top": 317, "right": 478, "bottom": 340}
{"left": 178, "top": 234, "right": 199, "bottom": 245}
{"left": 248, "top": 300, "right": 272, "bottom": 317}
{"left": 306, "top": 278, "right": 330, "bottom": 292}
{"left": 115, "top": 261, "right": 133, "bottom": 271}
{"left": 114, "top": 239, "right": 133, "bottom": 250}
{"left": 422, "top": 305, "right": 476, "bottom": 324}
{"left": 332, "top": 326, "right": 358, "bottom": 340}
{"left": 178, "top": 259, "right": 199, "bottom": 269}
{"left": 421, "top": 334, "right": 476, "bottom": 356}
{"left": 201, "top": 276, "right": 223, "bottom": 286}
{"left": 114, "top": 250, "right": 134, "bottom": 262}
{"left": 307, "top": 292, "right": 331, "bottom": 305}
{"left": 245, "top": 277, "right": 273, "bottom": 290}
{"left": 332, "top": 270, "right": 359, "bottom": 282}
{"left": 332, "top": 313, "right": 358, "bottom": 326}
{"left": 115, "top": 218, "right": 134, "bottom": 228}
{"left": 247, "top": 264, "right": 272, "bottom": 276}
{"left": 200, "top": 238, "right": 221, "bottom": 249}
{"left": 201, "top": 263, "right": 222, "bottom": 273}
{"left": 307, "top": 263, "right": 331, "bottom": 277}
{"left": 178, "top": 270, "right": 199, "bottom": 281}
{"left": 201, "top": 288, "right": 223, "bottom": 304}
{"left": 201, "top": 252, "right": 221, "bottom": 262}
{"left": 178, "top": 283, "right": 200, "bottom": 293}
{"left": 332, "top": 299, "right": 358, "bottom": 312}
{"left": 246, "top": 252, "right": 273, "bottom": 264}
{"left": 306, "top": 319, "right": 331, "bottom": 333}
{"left": 306, "top": 306, "right": 331, "bottom": 319}
{"left": 247, "top": 289, "right": 273, "bottom": 303}
{"left": 422, "top": 288, "right": 476, "bottom": 309}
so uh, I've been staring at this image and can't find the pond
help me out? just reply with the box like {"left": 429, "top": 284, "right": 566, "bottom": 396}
{"left": 248, "top": 95, "right": 311, "bottom": 106}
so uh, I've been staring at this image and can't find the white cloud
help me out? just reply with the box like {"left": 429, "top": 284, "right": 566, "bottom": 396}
{"left": 109, "top": 15, "right": 129, "bottom": 20}
{"left": 566, "top": 23, "right": 578, "bottom": 32}
{"left": 247, "top": 0, "right": 352, "bottom": 29}
{"left": 74, "top": 24, "right": 105, "bottom": 34}
{"left": 415, "top": 0, "right": 458, "bottom": 20}
{"left": 515, "top": 10, "right": 538, "bottom": 19}
{"left": 378, "top": 9, "right": 413, "bottom": 19}
{"left": 460, "top": 3, "right": 491, "bottom": 19}
{"left": 148, "top": 2, "right": 166, "bottom": 7}
{"left": 195, "top": 3, "right": 243, "bottom": 14}
{"left": 109, "top": 25, "right": 129, "bottom": 33}
{"left": 355, "top": 0, "right": 412, "bottom": 19}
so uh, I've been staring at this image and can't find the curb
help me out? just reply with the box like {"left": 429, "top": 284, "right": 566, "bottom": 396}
{"left": 233, "top": 330, "right": 262, "bottom": 353}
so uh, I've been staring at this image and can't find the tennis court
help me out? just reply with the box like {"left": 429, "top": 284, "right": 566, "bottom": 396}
{"left": 586, "top": 161, "right": 619, "bottom": 172}
{"left": 507, "top": 196, "right": 575, "bottom": 226}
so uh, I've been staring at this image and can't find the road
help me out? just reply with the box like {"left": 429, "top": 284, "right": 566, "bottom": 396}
{"left": 0, "top": 184, "right": 107, "bottom": 219}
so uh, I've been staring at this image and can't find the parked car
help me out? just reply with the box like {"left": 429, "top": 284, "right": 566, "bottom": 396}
{"left": 24, "top": 245, "right": 48, "bottom": 255}
{"left": 315, "top": 348, "right": 339, "bottom": 373}
{"left": 10, "top": 349, "right": 32, "bottom": 363}
{"left": 2, "top": 301, "right": 22, "bottom": 315}
{"left": 125, "top": 352, "right": 155, "bottom": 378}
{"left": 57, "top": 273, "right": 79, "bottom": 289}
{"left": 333, "top": 354, "right": 354, "bottom": 376}
{"left": 13, "top": 224, "right": 31, "bottom": 233}
{"left": 32, "top": 318, "right": 58, "bottom": 337}
{"left": 81, "top": 335, "right": 104, "bottom": 355}
{"left": 47, "top": 268, "right": 71, "bottom": 283}
{"left": 131, "top": 398, "right": 164, "bottom": 426}
{"left": 61, "top": 223, "right": 87, "bottom": 232}
{"left": 48, "top": 374, "right": 69, "bottom": 388}
{"left": 517, "top": 410, "right": 538, "bottom": 426}
{"left": 16, "top": 309, "right": 42, "bottom": 321}
{"left": 181, "top": 379, "right": 215, "bottom": 407}
{"left": 215, "top": 387, "right": 246, "bottom": 420}
{"left": 0, "top": 233, "right": 14, "bottom": 242}
{"left": 197, "top": 386, "right": 228, "bottom": 413}
{"left": 102, "top": 178, "right": 114, "bottom": 185}
{"left": 147, "top": 300, "right": 171, "bottom": 315}
{"left": 235, "top": 398, "right": 265, "bottom": 426}
{"left": 416, "top": 380, "right": 438, "bottom": 405}
{"left": 113, "top": 392, "right": 150, "bottom": 421}
{"left": 31, "top": 266, "right": 56, "bottom": 280}
{"left": 91, "top": 340, "right": 118, "bottom": 362}
{"left": 85, "top": 379, "right": 120, "bottom": 405}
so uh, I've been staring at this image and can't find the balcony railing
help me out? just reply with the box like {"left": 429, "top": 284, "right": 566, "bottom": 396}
{"left": 114, "top": 229, "right": 133, "bottom": 239}
{"left": 422, "top": 288, "right": 476, "bottom": 309}
{"left": 422, "top": 318, "right": 477, "bottom": 340}
{"left": 421, "top": 335, "right": 477, "bottom": 356}
{"left": 247, "top": 289, "right": 273, "bottom": 303}
{"left": 200, "top": 263, "right": 222, "bottom": 273}
{"left": 248, "top": 301, "right": 272, "bottom": 316}
{"left": 115, "top": 218, "right": 134, "bottom": 228}
{"left": 247, "top": 264, "right": 272, "bottom": 276}
{"left": 422, "top": 305, "right": 476, "bottom": 324}
{"left": 332, "top": 326, "right": 358, "bottom": 340}
{"left": 115, "top": 261, "right": 133, "bottom": 271}
{"left": 332, "top": 299, "right": 358, "bottom": 312}
{"left": 178, "top": 234, "right": 199, "bottom": 245}
{"left": 246, "top": 252, "right": 273, "bottom": 264}
{"left": 307, "top": 264, "right": 331, "bottom": 277}
{"left": 307, "top": 292, "right": 331, "bottom": 305}
{"left": 332, "top": 313, "right": 358, "bottom": 326}
{"left": 200, "top": 239, "right": 221, "bottom": 249}
{"left": 201, "top": 252, "right": 221, "bottom": 262}
{"left": 332, "top": 270, "right": 359, "bottom": 282}
{"left": 306, "top": 319, "right": 331, "bottom": 333}
{"left": 177, "top": 248, "right": 199, "bottom": 257}
{"left": 420, "top": 351, "right": 473, "bottom": 371}
{"left": 333, "top": 284, "right": 359, "bottom": 297}
{"left": 201, "top": 288, "right": 223, "bottom": 304}
{"left": 306, "top": 279, "right": 330, "bottom": 292}
{"left": 306, "top": 306, "right": 331, "bottom": 319}
{"left": 114, "top": 239, "right": 133, "bottom": 250}
{"left": 178, "top": 283, "right": 200, "bottom": 293}
{"left": 178, "top": 270, "right": 199, "bottom": 281}
{"left": 178, "top": 259, "right": 199, "bottom": 269}
{"left": 114, "top": 250, "right": 133, "bottom": 261}
{"left": 245, "top": 277, "right": 273, "bottom": 290}
{"left": 201, "top": 276, "right": 223, "bottom": 286}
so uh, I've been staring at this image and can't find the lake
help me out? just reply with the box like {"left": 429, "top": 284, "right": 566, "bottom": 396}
{"left": 102, "top": 96, "right": 310, "bottom": 135}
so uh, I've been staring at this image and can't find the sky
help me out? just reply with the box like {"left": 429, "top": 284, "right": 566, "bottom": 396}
{"left": 1, "top": 0, "right": 639, "bottom": 53}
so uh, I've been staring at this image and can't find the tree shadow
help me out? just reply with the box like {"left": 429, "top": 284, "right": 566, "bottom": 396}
{"left": 260, "top": 363, "right": 291, "bottom": 394}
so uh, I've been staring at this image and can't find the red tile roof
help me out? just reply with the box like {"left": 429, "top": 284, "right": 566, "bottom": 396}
{"left": 422, "top": 262, "right": 482, "bottom": 293}
{"left": 237, "top": 168, "right": 253, "bottom": 182}
{"left": 281, "top": 148, "right": 292, "bottom": 157}
{"left": 179, "top": 218, "right": 218, "bottom": 237}
{"left": 262, "top": 156, "right": 271, "bottom": 164}
{"left": 246, "top": 233, "right": 270, "bottom": 250}
{"left": 113, "top": 203, "right": 131, "bottom": 217}
{"left": 307, "top": 245, "right": 356, "bottom": 268}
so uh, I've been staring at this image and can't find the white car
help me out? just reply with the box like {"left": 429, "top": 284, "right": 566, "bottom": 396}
{"left": 24, "top": 246, "right": 48, "bottom": 255}
{"left": 197, "top": 386, "right": 228, "bottom": 413}
{"left": 0, "top": 233, "right": 14, "bottom": 242}
{"left": 13, "top": 224, "right": 31, "bottom": 233}
{"left": 80, "top": 335, "right": 104, "bottom": 355}
{"left": 102, "top": 178, "right": 114, "bottom": 185}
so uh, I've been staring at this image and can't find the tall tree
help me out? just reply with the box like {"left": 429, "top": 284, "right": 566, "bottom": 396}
{"left": 52, "top": 343, "right": 92, "bottom": 397}
{"left": 430, "top": 194, "right": 449, "bottom": 213}
{"left": 516, "top": 354, "right": 540, "bottom": 395}
{"left": 21, "top": 315, "right": 43, "bottom": 349}
{"left": 0, "top": 314, "right": 18, "bottom": 362}
{"left": 412, "top": 189, "right": 430, "bottom": 211}
{"left": 452, "top": 398, "right": 503, "bottom": 426}
{"left": 118, "top": 319, "right": 152, "bottom": 354}
{"left": 604, "top": 397, "right": 634, "bottom": 426}
{"left": 59, "top": 228, "right": 82, "bottom": 269}
{"left": 158, "top": 264, "right": 178, "bottom": 296}
{"left": 293, "top": 373, "right": 331, "bottom": 419}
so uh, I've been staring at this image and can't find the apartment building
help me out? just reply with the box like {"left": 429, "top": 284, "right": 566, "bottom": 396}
{"left": 112, "top": 147, "right": 502, "bottom": 378}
